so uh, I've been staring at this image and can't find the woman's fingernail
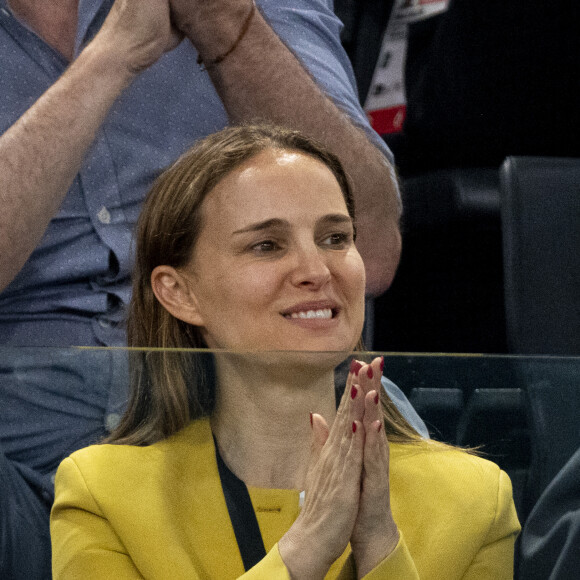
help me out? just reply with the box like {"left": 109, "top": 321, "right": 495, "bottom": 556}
{"left": 353, "top": 361, "right": 362, "bottom": 376}
{"left": 350, "top": 385, "right": 357, "bottom": 400}
{"left": 367, "top": 366, "right": 373, "bottom": 379}
{"left": 310, "top": 412, "right": 313, "bottom": 427}
{"left": 380, "top": 356, "right": 384, "bottom": 372}
{"left": 349, "top": 359, "right": 357, "bottom": 374}
{"left": 374, "top": 392, "right": 379, "bottom": 405}
{"left": 352, "top": 421, "right": 357, "bottom": 433}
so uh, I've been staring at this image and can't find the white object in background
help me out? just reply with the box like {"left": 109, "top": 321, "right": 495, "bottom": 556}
{"left": 365, "top": 0, "right": 449, "bottom": 135}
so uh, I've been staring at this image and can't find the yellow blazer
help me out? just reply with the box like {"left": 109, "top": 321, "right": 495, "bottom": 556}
{"left": 51, "top": 418, "right": 520, "bottom": 579}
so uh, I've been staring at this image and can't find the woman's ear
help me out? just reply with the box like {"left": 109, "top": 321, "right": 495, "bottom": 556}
{"left": 151, "top": 265, "right": 205, "bottom": 327}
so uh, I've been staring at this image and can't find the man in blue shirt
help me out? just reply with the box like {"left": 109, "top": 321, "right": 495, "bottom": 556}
{"left": 0, "top": 0, "right": 406, "bottom": 577}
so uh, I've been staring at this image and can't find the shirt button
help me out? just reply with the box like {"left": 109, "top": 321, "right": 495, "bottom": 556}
{"left": 97, "top": 206, "right": 111, "bottom": 224}
{"left": 105, "top": 413, "right": 121, "bottom": 432}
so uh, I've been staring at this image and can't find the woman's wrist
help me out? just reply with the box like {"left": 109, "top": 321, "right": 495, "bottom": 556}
{"left": 278, "top": 522, "right": 332, "bottom": 580}
{"left": 352, "top": 526, "right": 400, "bottom": 579}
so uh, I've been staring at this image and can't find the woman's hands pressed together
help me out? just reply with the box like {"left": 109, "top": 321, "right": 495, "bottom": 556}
{"left": 350, "top": 357, "right": 400, "bottom": 577}
{"left": 278, "top": 357, "right": 399, "bottom": 579}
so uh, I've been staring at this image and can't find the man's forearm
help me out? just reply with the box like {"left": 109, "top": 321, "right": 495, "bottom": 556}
{"left": 177, "top": 2, "right": 402, "bottom": 296}
{"left": 0, "top": 0, "right": 177, "bottom": 292}
{"left": 0, "top": 43, "right": 135, "bottom": 291}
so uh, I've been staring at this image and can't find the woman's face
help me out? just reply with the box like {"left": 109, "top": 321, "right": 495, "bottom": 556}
{"left": 180, "top": 148, "right": 366, "bottom": 352}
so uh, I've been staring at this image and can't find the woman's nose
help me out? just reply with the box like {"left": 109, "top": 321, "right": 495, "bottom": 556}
{"left": 289, "top": 245, "right": 332, "bottom": 288}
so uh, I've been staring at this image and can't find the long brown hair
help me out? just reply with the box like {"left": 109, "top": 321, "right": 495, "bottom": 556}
{"left": 107, "top": 124, "right": 420, "bottom": 446}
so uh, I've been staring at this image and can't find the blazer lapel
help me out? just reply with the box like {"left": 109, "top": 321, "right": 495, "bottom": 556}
{"left": 165, "top": 419, "right": 247, "bottom": 578}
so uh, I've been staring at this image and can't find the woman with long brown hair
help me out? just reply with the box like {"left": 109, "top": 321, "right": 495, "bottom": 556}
{"left": 51, "top": 124, "right": 519, "bottom": 578}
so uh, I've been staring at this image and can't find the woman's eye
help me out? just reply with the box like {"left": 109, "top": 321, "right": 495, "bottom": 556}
{"left": 251, "top": 240, "right": 280, "bottom": 253}
{"left": 321, "top": 232, "right": 351, "bottom": 247}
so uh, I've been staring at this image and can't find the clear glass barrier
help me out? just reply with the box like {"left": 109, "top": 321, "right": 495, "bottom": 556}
{"left": 1, "top": 347, "right": 578, "bottom": 523}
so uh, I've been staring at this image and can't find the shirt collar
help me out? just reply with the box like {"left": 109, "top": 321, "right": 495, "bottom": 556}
{"left": 75, "top": 0, "right": 113, "bottom": 55}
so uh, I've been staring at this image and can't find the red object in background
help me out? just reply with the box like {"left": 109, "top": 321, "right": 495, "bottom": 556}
{"left": 367, "top": 105, "right": 406, "bottom": 135}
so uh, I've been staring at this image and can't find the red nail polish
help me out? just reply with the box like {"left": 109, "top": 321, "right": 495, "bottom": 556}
{"left": 367, "top": 366, "right": 373, "bottom": 379}
{"left": 353, "top": 361, "right": 362, "bottom": 376}
{"left": 374, "top": 392, "right": 379, "bottom": 405}
{"left": 349, "top": 359, "right": 357, "bottom": 374}
{"left": 380, "top": 356, "right": 384, "bottom": 372}
{"left": 350, "top": 385, "right": 357, "bottom": 400}
{"left": 352, "top": 421, "right": 357, "bottom": 433}
{"left": 310, "top": 412, "right": 313, "bottom": 427}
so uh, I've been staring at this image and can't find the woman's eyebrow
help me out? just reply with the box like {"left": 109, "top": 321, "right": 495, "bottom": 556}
{"left": 232, "top": 218, "right": 290, "bottom": 235}
{"left": 317, "top": 214, "right": 354, "bottom": 228}
{"left": 232, "top": 214, "right": 353, "bottom": 236}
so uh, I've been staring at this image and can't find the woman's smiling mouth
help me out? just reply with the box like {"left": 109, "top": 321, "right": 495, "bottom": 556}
{"left": 286, "top": 308, "right": 333, "bottom": 320}
{"left": 280, "top": 303, "right": 340, "bottom": 326}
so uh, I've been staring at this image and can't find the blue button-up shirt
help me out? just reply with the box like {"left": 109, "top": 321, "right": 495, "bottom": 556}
{"left": 0, "top": 0, "right": 392, "bottom": 347}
